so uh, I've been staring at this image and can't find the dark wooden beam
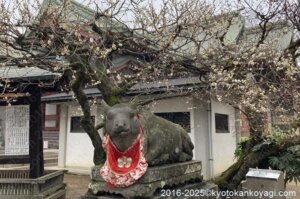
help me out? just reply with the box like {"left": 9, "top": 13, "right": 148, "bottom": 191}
{"left": 0, "top": 93, "right": 31, "bottom": 99}
{"left": 0, "top": 155, "right": 29, "bottom": 164}
{"left": 29, "top": 87, "right": 44, "bottom": 178}
{"left": 0, "top": 96, "right": 30, "bottom": 106}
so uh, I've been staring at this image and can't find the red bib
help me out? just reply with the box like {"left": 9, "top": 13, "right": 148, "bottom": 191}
{"left": 100, "top": 127, "right": 148, "bottom": 187}
{"left": 107, "top": 135, "right": 140, "bottom": 174}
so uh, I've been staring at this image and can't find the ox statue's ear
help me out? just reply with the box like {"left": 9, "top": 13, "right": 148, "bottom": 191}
{"left": 129, "top": 97, "right": 143, "bottom": 112}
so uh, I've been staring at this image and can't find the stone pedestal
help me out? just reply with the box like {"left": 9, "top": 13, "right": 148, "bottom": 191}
{"left": 82, "top": 161, "right": 217, "bottom": 199}
{"left": 239, "top": 168, "right": 285, "bottom": 199}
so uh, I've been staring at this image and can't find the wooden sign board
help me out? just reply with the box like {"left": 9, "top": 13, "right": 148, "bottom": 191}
{"left": 0, "top": 105, "right": 29, "bottom": 156}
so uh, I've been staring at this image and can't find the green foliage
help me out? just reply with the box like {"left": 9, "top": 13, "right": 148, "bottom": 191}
{"left": 256, "top": 127, "right": 300, "bottom": 185}
{"left": 266, "top": 127, "right": 290, "bottom": 144}
{"left": 269, "top": 145, "right": 300, "bottom": 185}
{"left": 234, "top": 137, "right": 250, "bottom": 158}
{"left": 251, "top": 127, "right": 290, "bottom": 153}
{"left": 235, "top": 128, "right": 300, "bottom": 186}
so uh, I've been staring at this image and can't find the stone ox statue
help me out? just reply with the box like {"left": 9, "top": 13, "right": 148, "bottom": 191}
{"left": 100, "top": 103, "right": 194, "bottom": 187}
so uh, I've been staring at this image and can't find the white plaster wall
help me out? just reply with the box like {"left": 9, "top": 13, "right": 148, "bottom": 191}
{"left": 64, "top": 102, "right": 102, "bottom": 168}
{"left": 58, "top": 104, "right": 68, "bottom": 168}
{"left": 192, "top": 98, "right": 209, "bottom": 179}
{"left": 45, "top": 104, "right": 57, "bottom": 115}
{"left": 211, "top": 100, "right": 237, "bottom": 176}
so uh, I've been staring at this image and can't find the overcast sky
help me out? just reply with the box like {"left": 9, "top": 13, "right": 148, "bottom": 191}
{"left": 2, "top": 0, "right": 295, "bottom": 28}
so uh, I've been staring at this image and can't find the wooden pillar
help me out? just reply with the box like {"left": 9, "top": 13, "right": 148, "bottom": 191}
{"left": 29, "top": 87, "right": 44, "bottom": 178}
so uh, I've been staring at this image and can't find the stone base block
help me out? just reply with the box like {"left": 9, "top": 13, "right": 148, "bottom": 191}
{"left": 81, "top": 182, "right": 217, "bottom": 199}
{"left": 82, "top": 161, "right": 217, "bottom": 199}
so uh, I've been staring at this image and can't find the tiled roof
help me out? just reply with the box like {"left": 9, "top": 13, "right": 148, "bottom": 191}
{"left": 42, "top": 88, "right": 101, "bottom": 102}
{"left": 41, "top": 77, "right": 207, "bottom": 102}
{"left": 0, "top": 66, "right": 60, "bottom": 81}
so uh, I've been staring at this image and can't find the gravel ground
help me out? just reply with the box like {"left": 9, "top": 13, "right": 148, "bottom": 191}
{"left": 286, "top": 182, "right": 300, "bottom": 199}
{"left": 64, "top": 173, "right": 90, "bottom": 199}
{"left": 64, "top": 173, "right": 300, "bottom": 199}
